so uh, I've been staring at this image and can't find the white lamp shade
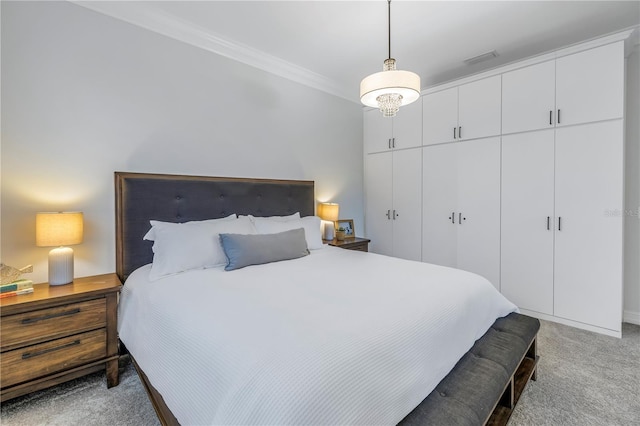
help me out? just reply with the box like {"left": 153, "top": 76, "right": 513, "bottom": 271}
{"left": 36, "top": 212, "right": 84, "bottom": 247}
{"left": 318, "top": 203, "right": 340, "bottom": 222}
{"left": 360, "top": 70, "right": 421, "bottom": 108}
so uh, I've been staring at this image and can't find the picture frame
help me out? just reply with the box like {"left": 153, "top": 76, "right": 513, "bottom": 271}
{"left": 334, "top": 219, "right": 355, "bottom": 239}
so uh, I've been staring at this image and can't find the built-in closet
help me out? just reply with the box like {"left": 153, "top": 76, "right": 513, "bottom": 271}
{"left": 500, "top": 41, "right": 624, "bottom": 333}
{"left": 363, "top": 31, "right": 629, "bottom": 336}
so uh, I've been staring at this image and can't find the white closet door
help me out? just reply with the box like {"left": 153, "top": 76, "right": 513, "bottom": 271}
{"left": 393, "top": 100, "right": 422, "bottom": 150}
{"left": 502, "top": 60, "right": 556, "bottom": 134}
{"left": 555, "top": 41, "right": 624, "bottom": 127}
{"left": 392, "top": 149, "right": 423, "bottom": 261}
{"left": 364, "top": 108, "right": 393, "bottom": 154}
{"left": 501, "top": 130, "right": 555, "bottom": 313}
{"left": 365, "top": 152, "right": 393, "bottom": 256}
{"left": 456, "top": 137, "right": 501, "bottom": 289}
{"left": 554, "top": 121, "right": 623, "bottom": 332}
{"left": 422, "top": 87, "right": 458, "bottom": 146}
{"left": 458, "top": 76, "right": 502, "bottom": 141}
{"left": 422, "top": 143, "right": 458, "bottom": 268}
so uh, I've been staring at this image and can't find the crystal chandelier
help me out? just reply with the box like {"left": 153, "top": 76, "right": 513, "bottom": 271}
{"left": 360, "top": 0, "right": 421, "bottom": 117}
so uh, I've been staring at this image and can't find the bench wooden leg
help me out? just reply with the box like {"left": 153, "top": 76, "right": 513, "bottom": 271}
{"left": 526, "top": 338, "right": 538, "bottom": 381}
{"left": 498, "top": 377, "right": 515, "bottom": 409}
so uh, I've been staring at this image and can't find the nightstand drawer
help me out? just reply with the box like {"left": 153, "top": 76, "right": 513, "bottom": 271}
{"left": 1, "top": 328, "right": 107, "bottom": 388}
{"left": 0, "top": 299, "right": 106, "bottom": 350}
{"left": 346, "top": 243, "right": 368, "bottom": 252}
{"left": 325, "top": 237, "right": 370, "bottom": 252}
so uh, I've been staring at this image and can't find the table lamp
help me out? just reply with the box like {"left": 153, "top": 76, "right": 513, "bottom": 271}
{"left": 36, "top": 212, "right": 83, "bottom": 285}
{"left": 318, "top": 203, "right": 339, "bottom": 240}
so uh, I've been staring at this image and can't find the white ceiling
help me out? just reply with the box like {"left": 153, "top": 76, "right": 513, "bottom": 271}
{"left": 75, "top": 1, "right": 640, "bottom": 103}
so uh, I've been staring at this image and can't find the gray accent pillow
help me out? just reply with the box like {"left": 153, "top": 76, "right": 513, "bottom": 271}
{"left": 219, "top": 228, "right": 310, "bottom": 271}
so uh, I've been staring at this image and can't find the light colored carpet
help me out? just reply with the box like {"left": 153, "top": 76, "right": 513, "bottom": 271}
{"left": 510, "top": 321, "right": 640, "bottom": 426}
{"left": 0, "top": 356, "right": 159, "bottom": 426}
{"left": 1, "top": 320, "right": 638, "bottom": 426}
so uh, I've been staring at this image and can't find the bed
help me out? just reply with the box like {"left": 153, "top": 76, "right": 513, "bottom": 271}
{"left": 115, "top": 171, "right": 540, "bottom": 426}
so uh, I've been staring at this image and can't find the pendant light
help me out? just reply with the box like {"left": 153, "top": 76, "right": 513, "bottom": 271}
{"left": 360, "top": 0, "right": 421, "bottom": 117}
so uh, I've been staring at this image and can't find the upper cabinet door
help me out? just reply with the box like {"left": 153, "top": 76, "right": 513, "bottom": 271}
{"left": 423, "top": 87, "right": 458, "bottom": 146}
{"left": 364, "top": 108, "right": 393, "bottom": 154}
{"left": 556, "top": 41, "right": 624, "bottom": 127}
{"left": 502, "top": 60, "right": 556, "bottom": 134}
{"left": 393, "top": 100, "right": 422, "bottom": 150}
{"left": 458, "top": 75, "right": 502, "bottom": 140}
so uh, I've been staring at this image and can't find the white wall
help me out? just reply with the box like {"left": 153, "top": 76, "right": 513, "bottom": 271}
{"left": 1, "top": 2, "right": 364, "bottom": 284}
{"left": 624, "top": 45, "right": 640, "bottom": 324}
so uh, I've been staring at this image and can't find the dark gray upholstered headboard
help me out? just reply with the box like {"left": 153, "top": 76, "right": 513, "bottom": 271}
{"left": 115, "top": 172, "right": 315, "bottom": 282}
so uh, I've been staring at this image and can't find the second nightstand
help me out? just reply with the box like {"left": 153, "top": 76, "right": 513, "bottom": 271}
{"left": 324, "top": 237, "right": 371, "bottom": 252}
{"left": 0, "top": 273, "right": 122, "bottom": 402}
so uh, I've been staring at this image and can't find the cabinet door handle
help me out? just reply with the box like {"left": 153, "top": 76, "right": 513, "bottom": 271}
{"left": 549, "top": 110, "right": 553, "bottom": 125}
{"left": 547, "top": 216, "right": 550, "bottom": 230}
{"left": 558, "top": 216, "right": 562, "bottom": 231}
{"left": 453, "top": 127, "right": 457, "bottom": 139}
{"left": 386, "top": 209, "right": 391, "bottom": 220}
{"left": 388, "top": 138, "right": 391, "bottom": 149}
{"left": 22, "top": 340, "right": 81, "bottom": 360}
{"left": 459, "top": 212, "right": 462, "bottom": 224}
{"left": 557, "top": 109, "right": 561, "bottom": 124}
{"left": 393, "top": 210, "right": 397, "bottom": 220}
{"left": 458, "top": 126, "right": 462, "bottom": 138}
{"left": 22, "top": 308, "right": 81, "bottom": 324}
{"left": 392, "top": 138, "right": 396, "bottom": 148}
{"left": 451, "top": 212, "right": 455, "bottom": 224}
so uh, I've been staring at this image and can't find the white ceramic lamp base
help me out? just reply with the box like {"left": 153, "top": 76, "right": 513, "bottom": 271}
{"left": 48, "top": 246, "right": 74, "bottom": 285}
{"left": 323, "top": 221, "right": 335, "bottom": 241}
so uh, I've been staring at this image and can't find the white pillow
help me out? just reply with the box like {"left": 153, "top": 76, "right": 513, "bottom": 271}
{"left": 148, "top": 216, "right": 256, "bottom": 280}
{"left": 242, "top": 213, "right": 300, "bottom": 224}
{"left": 143, "top": 214, "right": 237, "bottom": 241}
{"left": 252, "top": 216, "right": 323, "bottom": 250}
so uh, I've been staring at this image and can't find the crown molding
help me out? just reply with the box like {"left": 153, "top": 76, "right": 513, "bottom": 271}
{"left": 626, "top": 26, "right": 640, "bottom": 56}
{"left": 424, "top": 28, "right": 636, "bottom": 95}
{"left": 70, "top": 1, "right": 357, "bottom": 103}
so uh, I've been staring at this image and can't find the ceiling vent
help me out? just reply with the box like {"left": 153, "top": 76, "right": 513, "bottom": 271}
{"left": 464, "top": 50, "right": 499, "bottom": 66}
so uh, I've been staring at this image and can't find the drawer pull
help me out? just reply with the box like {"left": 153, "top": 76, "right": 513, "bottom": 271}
{"left": 21, "top": 308, "right": 81, "bottom": 324}
{"left": 22, "top": 340, "right": 81, "bottom": 360}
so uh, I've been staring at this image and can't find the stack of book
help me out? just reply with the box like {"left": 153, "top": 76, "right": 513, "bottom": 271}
{"left": 0, "top": 279, "right": 34, "bottom": 298}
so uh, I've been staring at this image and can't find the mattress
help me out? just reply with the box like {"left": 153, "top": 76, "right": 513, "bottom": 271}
{"left": 118, "top": 246, "right": 517, "bottom": 425}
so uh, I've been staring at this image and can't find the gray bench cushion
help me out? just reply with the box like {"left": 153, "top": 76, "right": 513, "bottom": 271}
{"left": 400, "top": 312, "right": 540, "bottom": 425}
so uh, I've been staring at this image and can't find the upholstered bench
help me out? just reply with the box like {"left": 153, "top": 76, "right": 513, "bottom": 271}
{"left": 400, "top": 313, "right": 540, "bottom": 426}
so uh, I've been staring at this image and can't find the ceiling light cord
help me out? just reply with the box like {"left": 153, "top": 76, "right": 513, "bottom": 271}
{"left": 388, "top": 0, "right": 392, "bottom": 60}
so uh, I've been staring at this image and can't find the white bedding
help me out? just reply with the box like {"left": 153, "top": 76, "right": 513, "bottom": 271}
{"left": 118, "top": 246, "right": 517, "bottom": 425}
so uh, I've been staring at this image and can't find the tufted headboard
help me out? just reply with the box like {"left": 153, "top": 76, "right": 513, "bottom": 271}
{"left": 115, "top": 172, "right": 315, "bottom": 283}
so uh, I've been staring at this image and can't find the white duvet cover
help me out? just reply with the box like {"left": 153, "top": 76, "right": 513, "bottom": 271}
{"left": 118, "top": 246, "right": 517, "bottom": 425}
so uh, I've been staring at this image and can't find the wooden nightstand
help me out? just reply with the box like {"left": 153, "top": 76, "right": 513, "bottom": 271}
{"left": 324, "top": 237, "right": 371, "bottom": 252}
{"left": 0, "top": 273, "right": 122, "bottom": 402}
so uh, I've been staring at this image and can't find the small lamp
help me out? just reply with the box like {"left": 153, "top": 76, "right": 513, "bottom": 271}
{"left": 36, "top": 212, "right": 83, "bottom": 285}
{"left": 318, "top": 203, "right": 339, "bottom": 241}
